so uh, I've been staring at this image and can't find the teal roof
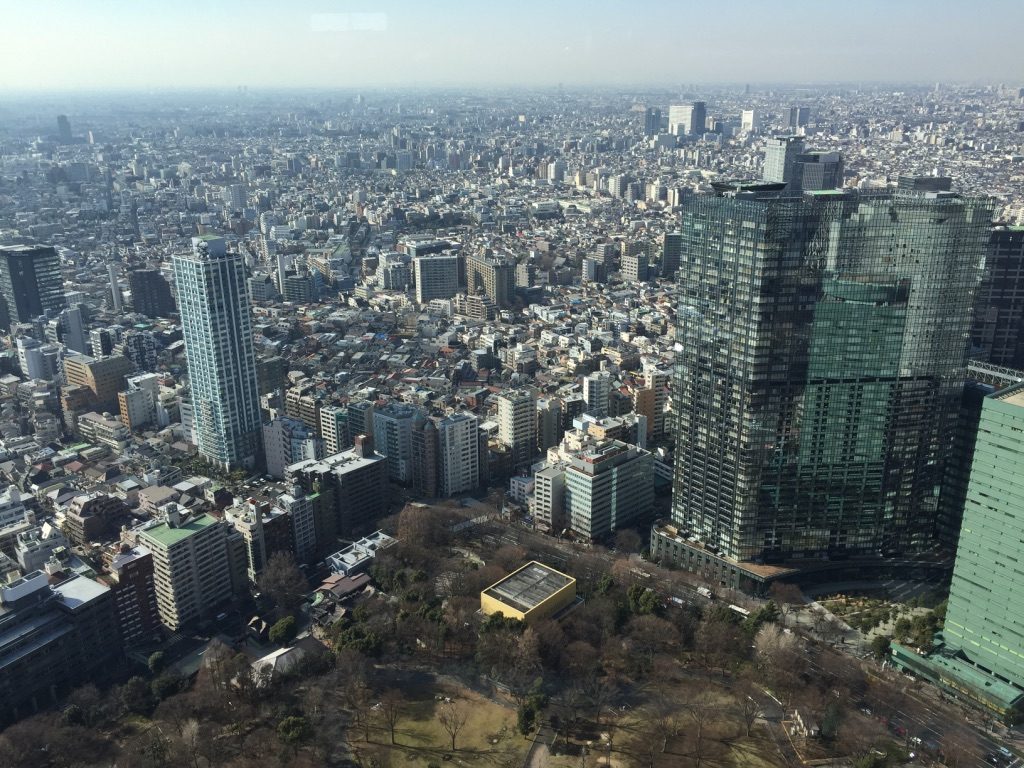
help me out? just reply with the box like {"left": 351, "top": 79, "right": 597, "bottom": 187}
{"left": 140, "top": 514, "right": 219, "bottom": 548}
{"left": 892, "top": 642, "right": 1024, "bottom": 710}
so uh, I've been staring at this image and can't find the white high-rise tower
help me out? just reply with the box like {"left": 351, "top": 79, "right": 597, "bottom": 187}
{"left": 173, "top": 235, "right": 262, "bottom": 470}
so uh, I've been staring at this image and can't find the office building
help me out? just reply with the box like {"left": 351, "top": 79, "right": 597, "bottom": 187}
{"left": 138, "top": 507, "right": 235, "bottom": 631}
{"left": 118, "top": 373, "right": 164, "bottom": 431}
{"left": 372, "top": 402, "right": 423, "bottom": 484}
{"left": 497, "top": 388, "right": 537, "bottom": 469}
{"left": 537, "top": 398, "right": 564, "bottom": 453}
{"left": 263, "top": 416, "right": 323, "bottom": 479}
{"left": 0, "top": 244, "right": 64, "bottom": 332}
{"left": 643, "top": 106, "right": 661, "bottom": 136}
{"left": 565, "top": 440, "right": 653, "bottom": 541}
{"left": 788, "top": 105, "right": 810, "bottom": 129}
{"left": 438, "top": 412, "right": 480, "bottom": 497}
{"left": 103, "top": 544, "right": 161, "bottom": 648}
{"left": 57, "top": 114, "right": 72, "bottom": 143}
{"left": 16, "top": 337, "right": 62, "bottom": 381}
{"left": 793, "top": 151, "right": 843, "bottom": 191}
{"left": 741, "top": 109, "right": 761, "bottom": 134}
{"left": 287, "top": 436, "right": 388, "bottom": 544}
{"left": 467, "top": 251, "right": 515, "bottom": 308}
{"left": 668, "top": 101, "right": 706, "bottom": 136}
{"left": 319, "top": 404, "right": 348, "bottom": 455}
{"left": 653, "top": 179, "right": 992, "bottom": 589}
{"left": 622, "top": 250, "right": 649, "bottom": 282}
{"left": 347, "top": 399, "right": 376, "bottom": 443}
{"left": 413, "top": 252, "right": 460, "bottom": 303}
{"left": 661, "top": 232, "right": 682, "bottom": 279}
{"left": 763, "top": 136, "right": 843, "bottom": 191}
{"left": 533, "top": 465, "right": 566, "bottom": 533}
{"left": 0, "top": 572, "right": 120, "bottom": 723}
{"left": 892, "top": 386, "right": 1024, "bottom": 719}
{"left": 972, "top": 226, "right": 1024, "bottom": 367}
{"left": 107, "top": 263, "right": 122, "bottom": 312}
{"left": 411, "top": 416, "right": 440, "bottom": 498}
{"left": 64, "top": 354, "right": 134, "bottom": 411}
{"left": 173, "top": 235, "right": 262, "bottom": 470}
{"left": 762, "top": 135, "right": 805, "bottom": 187}
{"left": 54, "top": 305, "right": 88, "bottom": 355}
{"left": 583, "top": 371, "right": 612, "bottom": 418}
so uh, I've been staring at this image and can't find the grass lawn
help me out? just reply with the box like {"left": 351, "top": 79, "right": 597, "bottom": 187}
{"left": 349, "top": 684, "right": 530, "bottom": 768}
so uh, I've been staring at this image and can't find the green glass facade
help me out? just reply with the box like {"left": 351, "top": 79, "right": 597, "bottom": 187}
{"left": 943, "top": 386, "right": 1024, "bottom": 690}
{"left": 668, "top": 182, "right": 992, "bottom": 564}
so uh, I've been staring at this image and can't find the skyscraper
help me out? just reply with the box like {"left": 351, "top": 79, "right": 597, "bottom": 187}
{"left": 0, "top": 244, "right": 64, "bottom": 332}
{"left": 129, "top": 268, "right": 176, "bottom": 318}
{"left": 652, "top": 180, "right": 992, "bottom": 589}
{"left": 943, "top": 387, "right": 1024, "bottom": 693}
{"left": 57, "top": 114, "right": 72, "bottom": 143}
{"left": 763, "top": 136, "right": 843, "bottom": 192}
{"left": 668, "top": 102, "right": 706, "bottom": 136}
{"left": 173, "top": 235, "right": 262, "bottom": 470}
{"left": 892, "top": 385, "right": 1024, "bottom": 719}
{"left": 762, "top": 136, "right": 805, "bottom": 187}
{"left": 971, "top": 226, "right": 1024, "bottom": 367}
{"left": 643, "top": 107, "right": 661, "bottom": 136}
{"left": 661, "top": 232, "right": 682, "bottom": 279}
{"left": 788, "top": 105, "right": 810, "bottom": 129}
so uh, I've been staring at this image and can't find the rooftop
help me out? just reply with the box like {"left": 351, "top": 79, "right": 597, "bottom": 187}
{"left": 139, "top": 513, "right": 219, "bottom": 548}
{"left": 54, "top": 574, "right": 110, "bottom": 610}
{"left": 483, "top": 561, "right": 574, "bottom": 614}
{"left": 994, "top": 383, "right": 1024, "bottom": 409}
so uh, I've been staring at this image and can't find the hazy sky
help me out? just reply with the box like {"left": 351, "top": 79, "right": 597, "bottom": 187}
{"left": 1, "top": 0, "right": 1022, "bottom": 90}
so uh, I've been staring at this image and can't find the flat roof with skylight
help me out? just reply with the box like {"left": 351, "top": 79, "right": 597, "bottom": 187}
{"left": 480, "top": 561, "right": 577, "bottom": 624}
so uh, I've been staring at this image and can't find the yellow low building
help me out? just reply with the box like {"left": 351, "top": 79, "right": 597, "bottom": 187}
{"left": 480, "top": 561, "right": 577, "bottom": 624}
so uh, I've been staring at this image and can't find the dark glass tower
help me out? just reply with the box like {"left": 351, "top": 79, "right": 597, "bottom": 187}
{"left": 971, "top": 225, "right": 1024, "bottom": 367}
{"left": 658, "top": 180, "right": 992, "bottom": 572}
{"left": 0, "top": 244, "right": 64, "bottom": 332}
{"left": 129, "top": 268, "right": 176, "bottom": 318}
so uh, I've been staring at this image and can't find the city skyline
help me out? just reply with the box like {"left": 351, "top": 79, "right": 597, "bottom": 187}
{"left": 2, "top": 0, "right": 1024, "bottom": 91}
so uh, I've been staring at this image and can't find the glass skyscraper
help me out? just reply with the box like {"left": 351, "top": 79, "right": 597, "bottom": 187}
{"left": 653, "top": 179, "right": 992, "bottom": 581}
{"left": 173, "top": 235, "right": 262, "bottom": 470}
{"left": 891, "top": 385, "right": 1024, "bottom": 719}
{"left": 0, "top": 244, "right": 64, "bottom": 332}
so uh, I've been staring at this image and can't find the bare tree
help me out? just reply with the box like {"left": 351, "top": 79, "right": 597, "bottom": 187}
{"left": 770, "top": 582, "right": 805, "bottom": 625}
{"left": 584, "top": 674, "right": 619, "bottom": 726}
{"left": 437, "top": 700, "right": 470, "bottom": 751}
{"left": 614, "top": 528, "right": 643, "bottom": 554}
{"left": 734, "top": 688, "right": 762, "bottom": 737}
{"left": 687, "top": 691, "right": 718, "bottom": 768}
{"left": 378, "top": 689, "right": 404, "bottom": 745}
{"left": 258, "top": 552, "right": 309, "bottom": 616}
{"left": 180, "top": 719, "right": 201, "bottom": 768}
